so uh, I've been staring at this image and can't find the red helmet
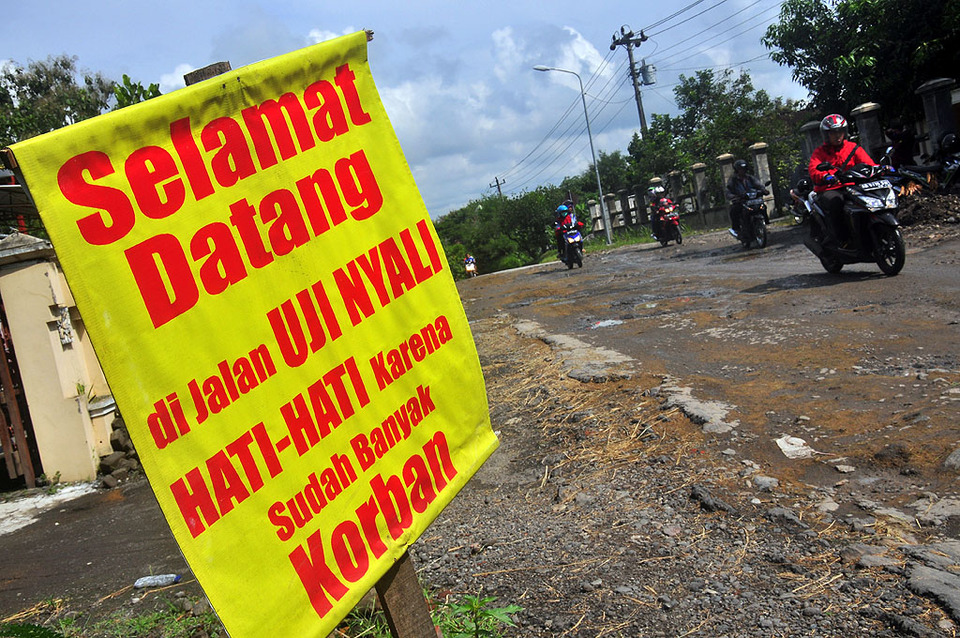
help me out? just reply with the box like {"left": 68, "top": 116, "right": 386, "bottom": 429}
{"left": 820, "top": 114, "right": 848, "bottom": 136}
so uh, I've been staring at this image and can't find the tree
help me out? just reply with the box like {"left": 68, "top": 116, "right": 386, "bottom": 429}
{"left": 627, "top": 115, "right": 689, "bottom": 186}
{"left": 763, "top": 0, "right": 960, "bottom": 119}
{"left": 0, "top": 55, "right": 115, "bottom": 146}
{"left": 113, "top": 74, "right": 161, "bottom": 110}
{"left": 626, "top": 70, "right": 807, "bottom": 205}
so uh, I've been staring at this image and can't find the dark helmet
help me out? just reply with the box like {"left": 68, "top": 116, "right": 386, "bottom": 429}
{"left": 940, "top": 132, "right": 959, "bottom": 154}
{"left": 820, "top": 114, "right": 848, "bottom": 140}
{"left": 733, "top": 159, "right": 748, "bottom": 172}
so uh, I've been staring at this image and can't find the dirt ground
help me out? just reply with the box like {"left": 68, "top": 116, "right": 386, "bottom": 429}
{"left": 0, "top": 192, "right": 958, "bottom": 637}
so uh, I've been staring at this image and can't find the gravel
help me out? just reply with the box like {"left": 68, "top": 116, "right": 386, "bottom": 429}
{"left": 411, "top": 314, "right": 957, "bottom": 637}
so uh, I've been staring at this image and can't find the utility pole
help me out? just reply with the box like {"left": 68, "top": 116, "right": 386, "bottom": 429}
{"left": 490, "top": 176, "right": 505, "bottom": 197}
{"left": 610, "top": 25, "right": 649, "bottom": 135}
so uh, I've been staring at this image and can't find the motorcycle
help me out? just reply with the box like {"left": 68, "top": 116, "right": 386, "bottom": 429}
{"left": 655, "top": 199, "right": 683, "bottom": 246}
{"left": 878, "top": 146, "right": 934, "bottom": 197}
{"left": 879, "top": 132, "right": 960, "bottom": 196}
{"left": 918, "top": 132, "right": 960, "bottom": 194}
{"left": 802, "top": 162, "right": 905, "bottom": 276}
{"left": 464, "top": 261, "right": 478, "bottom": 278}
{"left": 731, "top": 186, "right": 769, "bottom": 249}
{"left": 790, "top": 177, "right": 813, "bottom": 225}
{"left": 559, "top": 222, "right": 583, "bottom": 269}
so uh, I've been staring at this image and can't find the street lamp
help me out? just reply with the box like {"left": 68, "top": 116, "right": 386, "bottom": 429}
{"left": 534, "top": 65, "right": 613, "bottom": 245}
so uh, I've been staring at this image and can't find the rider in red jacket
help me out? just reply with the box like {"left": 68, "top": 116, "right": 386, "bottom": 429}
{"left": 809, "top": 114, "right": 875, "bottom": 246}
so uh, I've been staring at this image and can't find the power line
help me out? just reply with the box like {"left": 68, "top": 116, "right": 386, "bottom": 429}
{"left": 496, "top": 0, "right": 786, "bottom": 198}
{"left": 648, "top": 0, "right": 773, "bottom": 61}
{"left": 642, "top": 0, "right": 714, "bottom": 32}
{"left": 656, "top": 7, "right": 781, "bottom": 68}
{"left": 647, "top": 0, "right": 733, "bottom": 36}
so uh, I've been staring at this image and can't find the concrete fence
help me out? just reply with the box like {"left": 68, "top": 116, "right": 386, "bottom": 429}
{"left": 587, "top": 77, "right": 959, "bottom": 236}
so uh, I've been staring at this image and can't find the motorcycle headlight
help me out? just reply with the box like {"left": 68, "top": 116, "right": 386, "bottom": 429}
{"left": 860, "top": 189, "right": 896, "bottom": 211}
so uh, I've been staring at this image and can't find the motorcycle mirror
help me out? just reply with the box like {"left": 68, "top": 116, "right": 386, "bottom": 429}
{"left": 885, "top": 146, "right": 893, "bottom": 154}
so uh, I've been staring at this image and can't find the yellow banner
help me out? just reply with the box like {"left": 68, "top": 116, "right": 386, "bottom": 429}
{"left": 10, "top": 31, "right": 497, "bottom": 637}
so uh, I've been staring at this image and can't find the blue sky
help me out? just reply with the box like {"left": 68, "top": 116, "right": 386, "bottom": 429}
{"left": 4, "top": 0, "right": 807, "bottom": 217}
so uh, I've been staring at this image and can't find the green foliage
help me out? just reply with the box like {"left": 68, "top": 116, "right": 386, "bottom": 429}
{"left": 0, "top": 55, "right": 114, "bottom": 146}
{"left": 0, "top": 624, "right": 63, "bottom": 638}
{"left": 763, "top": 0, "right": 960, "bottom": 119}
{"left": 112, "top": 74, "right": 161, "bottom": 110}
{"left": 627, "top": 115, "right": 689, "bottom": 186}
{"left": 629, "top": 69, "right": 807, "bottom": 206}
{"left": 337, "top": 593, "right": 520, "bottom": 638}
{"left": 437, "top": 595, "right": 522, "bottom": 638}
{"left": 436, "top": 185, "right": 575, "bottom": 277}
{"left": 69, "top": 598, "right": 221, "bottom": 638}
{"left": 336, "top": 607, "right": 392, "bottom": 636}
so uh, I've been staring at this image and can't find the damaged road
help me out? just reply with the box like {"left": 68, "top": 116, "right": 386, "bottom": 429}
{"left": 459, "top": 221, "right": 960, "bottom": 525}
{"left": 423, "top": 219, "right": 960, "bottom": 635}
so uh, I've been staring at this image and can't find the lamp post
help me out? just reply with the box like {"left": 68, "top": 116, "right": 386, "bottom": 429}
{"left": 534, "top": 65, "right": 613, "bottom": 245}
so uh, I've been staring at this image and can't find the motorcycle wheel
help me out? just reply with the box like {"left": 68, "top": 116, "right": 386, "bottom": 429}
{"left": 675, "top": 226, "right": 683, "bottom": 245}
{"left": 574, "top": 246, "right": 583, "bottom": 268}
{"left": 753, "top": 218, "right": 768, "bottom": 249}
{"left": 565, "top": 245, "right": 574, "bottom": 269}
{"left": 659, "top": 238, "right": 669, "bottom": 247}
{"left": 874, "top": 225, "right": 905, "bottom": 276}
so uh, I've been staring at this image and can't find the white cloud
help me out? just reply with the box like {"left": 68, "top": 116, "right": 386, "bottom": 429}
{"left": 159, "top": 64, "right": 194, "bottom": 94}
{"left": 308, "top": 28, "right": 357, "bottom": 44}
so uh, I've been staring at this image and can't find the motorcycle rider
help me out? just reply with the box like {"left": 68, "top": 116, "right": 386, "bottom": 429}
{"left": 809, "top": 114, "right": 875, "bottom": 247}
{"left": 553, "top": 204, "right": 583, "bottom": 259}
{"left": 726, "top": 159, "right": 767, "bottom": 239}
{"left": 647, "top": 185, "right": 669, "bottom": 239}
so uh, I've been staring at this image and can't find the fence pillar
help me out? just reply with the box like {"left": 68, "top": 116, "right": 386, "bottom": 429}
{"left": 588, "top": 198, "right": 602, "bottom": 233}
{"left": 604, "top": 192, "right": 621, "bottom": 228}
{"left": 916, "top": 78, "right": 957, "bottom": 152}
{"left": 616, "top": 189, "right": 632, "bottom": 226}
{"left": 799, "top": 121, "right": 821, "bottom": 163}
{"left": 691, "top": 163, "right": 709, "bottom": 225}
{"left": 749, "top": 142, "right": 776, "bottom": 217}
{"left": 717, "top": 153, "right": 735, "bottom": 189}
{"left": 850, "top": 102, "right": 884, "bottom": 159}
{"left": 667, "top": 170, "right": 683, "bottom": 199}
{"left": 624, "top": 192, "right": 643, "bottom": 226}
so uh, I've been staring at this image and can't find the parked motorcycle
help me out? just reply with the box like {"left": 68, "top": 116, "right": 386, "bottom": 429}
{"left": 802, "top": 162, "right": 905, "bottom": 276}
{"left": 559, "top": 222, "right": 583, "bottom": 269}
{"left": 731, "top": 186, "right": 769, "bottom": 249}
{"left": 921, "top": 132, "right": 960, "bottom": 194}
{"left": 878, "top": 146, "right": 934, "bottom": 196}
{"left": 655, "top": 199, "right": 683, "bottom": 246}
{"left": 879, "top": 132, "right": 960, "bottom": 196}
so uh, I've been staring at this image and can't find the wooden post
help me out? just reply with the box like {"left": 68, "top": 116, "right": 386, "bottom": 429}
{"left": 375, "top": 551, "right": 440, "bottom": 638}
{"left": 0, "top": 319, "right": 35, "bottom": 488}
{"left": 183, "top": 61, "right": 232, "bottom": 86}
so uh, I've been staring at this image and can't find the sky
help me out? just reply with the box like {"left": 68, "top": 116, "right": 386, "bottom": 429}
{"left": 3, "top": 0, "right": 808, "bottom": 218}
